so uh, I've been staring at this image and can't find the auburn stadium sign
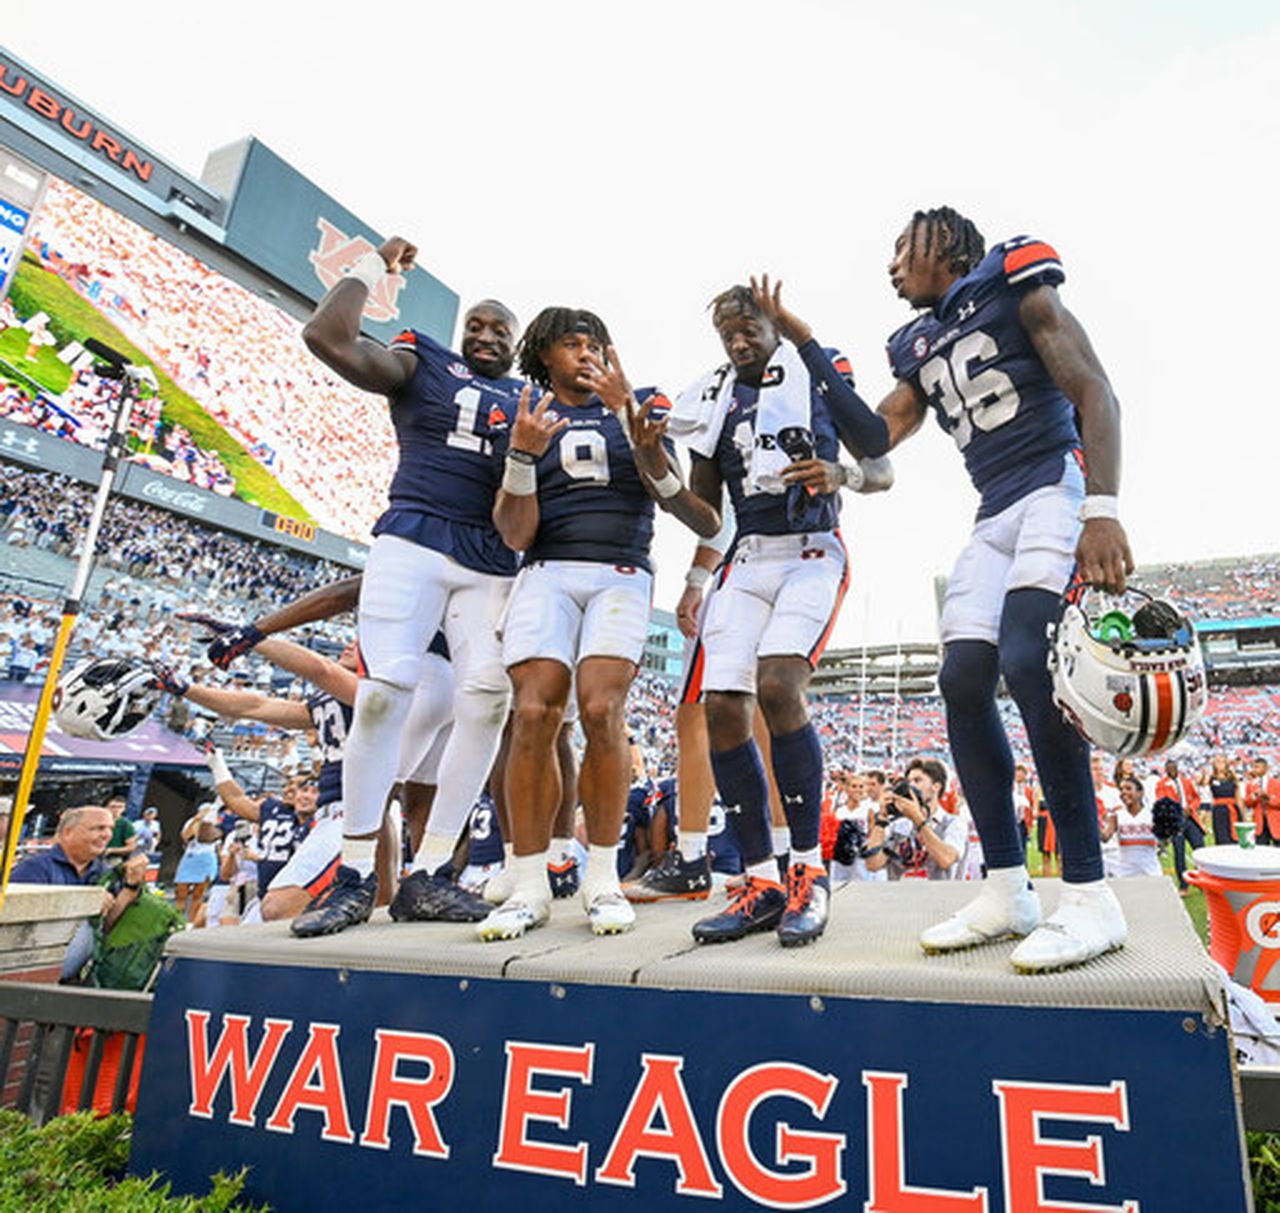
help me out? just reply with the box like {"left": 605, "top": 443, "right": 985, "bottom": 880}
{"left": 130, "top": 960, "right": 1249, "bottom": 1211}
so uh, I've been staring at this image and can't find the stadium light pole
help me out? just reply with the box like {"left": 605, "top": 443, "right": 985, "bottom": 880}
{"left": 0, "top": 341, "right": 153, "bottom": 907}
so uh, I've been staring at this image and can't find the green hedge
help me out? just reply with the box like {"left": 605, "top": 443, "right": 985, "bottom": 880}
{"left": 0, "top": 1110, "right": 266, "bottom": 1212}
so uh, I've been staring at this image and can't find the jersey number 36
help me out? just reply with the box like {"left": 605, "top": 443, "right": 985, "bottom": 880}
{"left": 918, "top": 330, "right": 1021, "bottom": 451}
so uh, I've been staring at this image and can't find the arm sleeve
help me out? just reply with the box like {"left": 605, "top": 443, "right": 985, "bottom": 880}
{"left": 796, "top": 339, "right": 890, "bottom": 457}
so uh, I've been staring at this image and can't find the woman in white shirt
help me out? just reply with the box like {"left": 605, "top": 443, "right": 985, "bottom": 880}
{"left": 1100, "top": 775, "right": 1162, "bottom": 879}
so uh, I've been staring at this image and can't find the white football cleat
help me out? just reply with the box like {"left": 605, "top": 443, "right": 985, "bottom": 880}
{"left": 584, "top": 889, "right": 636, "bottom": 936}
{"left": 483, "top": 863, "right": 517, "bottom": 905}
{"left": 920, "top": 868, "right": 1041, "bottom": 954}
{"left": 1010, "top": 882, "right": 1128, "bottom": 973}
{"left": 475, "top": 897, "right": 549, "bottom": 942}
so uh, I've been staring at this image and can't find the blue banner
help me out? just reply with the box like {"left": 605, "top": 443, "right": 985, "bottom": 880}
{"left": 131, "top": 957, "right": 1249, "bottom": 1212}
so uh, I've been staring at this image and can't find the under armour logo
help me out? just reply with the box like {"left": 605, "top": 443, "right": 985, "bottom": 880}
{"left": 309, "top": 218, "right": 406, "bottom": 324}
{"left": 784, "top": 794, "right": 805, "bottom": 806}
{"left": 958, "top": 300, "right": 976, "bottom": 320}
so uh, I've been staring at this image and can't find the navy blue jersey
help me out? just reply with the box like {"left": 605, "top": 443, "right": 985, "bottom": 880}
{"left": 886, "top": 237, "right": 1081, "bottom": 520}
{"left": 693, "top": 350, "right": 847, "bottom": 540}
{"left": 306, "top": 691, "right": 352, "bottom": 808}
{"left": 374, "top": 329, "right": 524, "bottom": 576}
{"left": 255, "top": 797, "right": 309, "bottom": 891}
{"left": 618, "top": 779, "right": 656, "bottom": 878}
{"left": 653, "top": 777, "right": 677, "bottom": 835}
{"left": 707, "top": 796, "right": 744, "bottom": 876}
{"left": 493, "top": 389, "right": 671, "bottom": 574}
{"left": 466, "top": 793, "right": 505, "bottom": 867}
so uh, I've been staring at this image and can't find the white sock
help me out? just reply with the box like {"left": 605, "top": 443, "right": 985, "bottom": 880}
{"left": 771, "top": 826, "right": 791, "bottom": 857}
{"left": 679, "top": 831, "right": 707, "bottom": 863}
{"left": 582, "top": 844, "right": 619, "bottom": 901}
{"left": 342, "top": 836, "right": 377, "bottom": 878}
{"left": 512, "top": 852, "right": 549, "bottom": 905}
{"left": 792, "top": 845, "right": 822, "bottom": 869}
{"left": 747, "top": 858, "right": 779, "bottom": 882}
{"left": 549, "top": 836, "right": 575, "bottom": 866}
{"left": 1063, "top": 877, "right": 1108, "bottom": 894}
{"left": 986, "top": 865, "right": 1032, "bottom": 894}
{"left": 343, "top": 679, "right": 414, "bottom": 835}
{"left": 412, "top": 833, "right": 454, "bottom": 875}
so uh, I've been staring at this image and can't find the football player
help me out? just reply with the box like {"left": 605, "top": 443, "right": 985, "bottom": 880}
{"left": 478, "top": 308, "right": 719, "bottom": 939}
{"left": 756, "top": 207, "right": 1133, "bottom": 971}
{"left": 679, "top": 283, "right": 889, "bottom": 948}
{"left": 298, "top": 237, "right": 523, "bottom": 934}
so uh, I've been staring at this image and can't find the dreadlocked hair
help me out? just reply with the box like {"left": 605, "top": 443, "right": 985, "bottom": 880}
{"left": 517, "top": 307, "right": 612, "bottom": 388}
{"left": 709, "top": 284, "right": 759, "bottom": 326}
{"left": 908, "top": 206, "right": 986, "bottom": 276}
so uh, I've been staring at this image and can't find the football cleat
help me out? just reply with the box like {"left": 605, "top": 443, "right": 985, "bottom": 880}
{"left": 290, "top": 865, "right": 377, "bottom": 938}
{"left": 691, "top": 876, "right": 786, "bottom": 944}
{"left": 483, "top": 864, "right": 517, "bottom": 905}
{"left": 920, "top": 871, "right": 1042, "bottom": 954}
{"left": 777, "top": 864, "right": 831, "bottom": 948}
{"left": 547, "top": 856, "right": 581, "bottom": 899}
{"left": 389, "top": 868, "right": 491, "bottom": 923}
{"left": 1009, "top": 883, "right": 1128, "bottom": 973}
{"left": 584, "top": 889, "right": 636, "bottom": 935}
{"left": 623, "top": 849, "right": 712, "bottom": 902}
{"left": 476, "top": 896, "right": 550, "bottom": 941}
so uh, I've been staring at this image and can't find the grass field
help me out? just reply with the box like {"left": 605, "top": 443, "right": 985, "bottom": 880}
{"left": 0, "top": 327, "right": 74, "bottom": 395}
{"left": 5, "top": 255, "right": 313, "bottom": 522}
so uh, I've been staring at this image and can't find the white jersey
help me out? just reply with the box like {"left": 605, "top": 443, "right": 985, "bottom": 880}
{"left": 1114, "top": 804, "right": 1162, "bottom": 878}
{"left": 1097, "top": 783, "right": 1123, "bottom": 878}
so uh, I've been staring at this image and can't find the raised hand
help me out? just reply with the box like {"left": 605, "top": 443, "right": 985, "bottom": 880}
{"left": 626, "top": 391, "right": 674, "bottom": 483}
{"left": 750, "top": 273, "right": 813, "bottom": 346}
{"left": 151, "top": 663, "right": 190, "bottom": 697}
{"left": 580, "top": 345, "right": 634, "bottom": 414}
{"left": 510, "top": 384, "right": 569, "bottom": 458}
{"left": 175, "top": 611, "right": 236, "bottom": 638}
{"left": 377, "top": 236, "right": 417, "bottom": 274}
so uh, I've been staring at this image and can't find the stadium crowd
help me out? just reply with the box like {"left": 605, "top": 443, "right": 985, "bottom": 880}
{"left": 24, "top": 177, "right": 397, "bottom": 535}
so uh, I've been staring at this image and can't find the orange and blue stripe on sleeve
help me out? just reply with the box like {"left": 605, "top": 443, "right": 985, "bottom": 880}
{"left": 390, "top": 328, "right": 416, "bottom": 348}
{"left": 1003, "top": 241, "right": 1063, "bottom": 287}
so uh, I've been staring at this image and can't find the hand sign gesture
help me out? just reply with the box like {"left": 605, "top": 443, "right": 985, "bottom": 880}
{"left": 377, "top": 236, "right": 418, "bottom": 274}
{"left": 510, "top": 384, "right": 569, "bottom": 458}
{"left": 580, "top": 344, "right": 634, "bottom": 415}
{"left": 750, "top": 273, "right": 813, "bottom": 347}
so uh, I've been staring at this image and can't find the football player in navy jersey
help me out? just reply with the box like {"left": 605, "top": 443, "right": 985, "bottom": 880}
{"left": 299, "top": 235, "right": 522, "bottom": 934}
{"left": 679, "top": 283, "right": 890, "bottom": 949}
{"left": 478, "top": 308, "right": 720, "bottom": 940}
{"left": 756, "top": 207, "right": 1133, "bottom": 971}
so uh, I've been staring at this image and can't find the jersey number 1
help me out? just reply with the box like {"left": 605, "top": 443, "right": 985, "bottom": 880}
{"left": 919, "top": 330, "right": 1021, "bottom": 451}
{"left": 446, "top": 386, "right": 492, "bottom": 456}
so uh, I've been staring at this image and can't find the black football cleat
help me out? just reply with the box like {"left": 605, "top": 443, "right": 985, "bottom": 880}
{"left": 777, "top": 863, "right": 831, "bottom": 948}
{"left": 624, "top": 849, "right": 712, "bottom": 902}
{"left": 691, "top": 876, "right": 786, "bottom": 944}
{"left": 389, "top": 868, "right": 490, "bottom": 923}
{"left": 547, "top": 856, "right": 581, "bottom": 899}
{"left": 290, "top": 865, "right": 377, "bottom": 938}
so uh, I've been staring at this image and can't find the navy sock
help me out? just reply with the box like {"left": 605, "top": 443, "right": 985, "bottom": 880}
{"left": 710, "top": 739, "right": 773, "bottom": 867}
{"left": 769, "top": 723, "right": 824, "bottom": 853}
{"left": 999, "top": 588, "right": 1101, "bottom": 884}
{"left": 938, "top": 640, "right": 1023, "bottom": 870}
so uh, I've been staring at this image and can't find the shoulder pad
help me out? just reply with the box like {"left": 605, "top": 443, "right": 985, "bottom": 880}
{"left": 998, "top": 236, "right": 1065, "bottom": 290}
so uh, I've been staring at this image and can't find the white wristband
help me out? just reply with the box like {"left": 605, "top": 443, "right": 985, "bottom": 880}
{"left": 502, "top": 453, "right": 537, "bottom": 496}
{"left": 347, "top": 251, "right": 388, "bottom": 291}
{"left": 837, "top": 462, "right": 865, "bottom": 492}
{"left": 650, "top": 469, "right": 682, "bottom": 499}
{"left": 685, "top": 566, "right": 712, "bottom": 590}
{"left": 207, "top": 748, "right": 232, "bottom": 786}
{"left": 1080, "top": 494, "right": 1119, "bottom": 521}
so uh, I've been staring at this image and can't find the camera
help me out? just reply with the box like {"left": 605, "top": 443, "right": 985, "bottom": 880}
{"left": 885, "top": 779, "right": 927, "bottom": 819}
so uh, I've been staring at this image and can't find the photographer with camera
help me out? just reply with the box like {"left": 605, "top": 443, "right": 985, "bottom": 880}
{"left": 882, "top": 758, "right": 965, "bottom": 881}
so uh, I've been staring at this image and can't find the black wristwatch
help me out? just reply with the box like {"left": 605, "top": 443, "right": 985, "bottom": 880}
{"left": 123, "top": 881, "right": 142, "bottom": 891}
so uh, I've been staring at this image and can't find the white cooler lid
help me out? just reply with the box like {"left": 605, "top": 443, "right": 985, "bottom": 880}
{"left": 1192, "top": 845, "right": 1280, "bottom": 881}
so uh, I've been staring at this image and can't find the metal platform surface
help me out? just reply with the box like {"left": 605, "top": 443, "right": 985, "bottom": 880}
{"left": 164, "top": 876, "right": 1223, "bottom": 1014}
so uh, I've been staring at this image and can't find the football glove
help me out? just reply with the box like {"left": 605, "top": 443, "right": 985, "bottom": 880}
{"left": 151, "top": 663, "right": 190, "bottom": 698}
{"left": 207, "top": 623, "right": 267, "bottom": 669}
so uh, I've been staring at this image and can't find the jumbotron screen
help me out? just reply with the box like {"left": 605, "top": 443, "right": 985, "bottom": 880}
{"left": 0, "top": 174, "right": 396, "bottom": 541}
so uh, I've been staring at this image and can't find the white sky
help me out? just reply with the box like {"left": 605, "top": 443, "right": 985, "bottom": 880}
{"left": 5, "top": 1, "right": 1279, "bottom": 646}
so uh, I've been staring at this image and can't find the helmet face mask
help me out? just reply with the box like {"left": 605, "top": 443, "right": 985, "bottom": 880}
{"left": 1049, "top": 589, "right": 1207, "bottom": 757}
{"left": 53, "top": 658, "right": 160, "bottom": 742}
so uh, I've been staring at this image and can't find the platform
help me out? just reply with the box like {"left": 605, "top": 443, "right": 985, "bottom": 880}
{"left": 131, "top": 878, "right": 1251, "bottom": 1211}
